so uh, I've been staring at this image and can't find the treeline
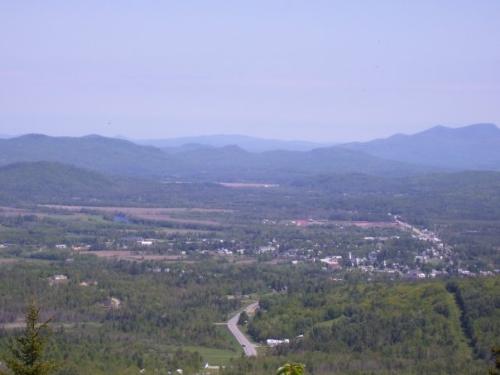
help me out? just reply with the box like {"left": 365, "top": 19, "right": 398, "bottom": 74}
{"left": 446, "top": 277, "right": 500, "bottom": 359}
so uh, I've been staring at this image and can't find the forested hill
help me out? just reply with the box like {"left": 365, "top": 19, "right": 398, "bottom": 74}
{"left": 0, "top": 134, "right": 432, "bottom": 181}
{"left": 342, "top": 123, "right": 500, "bottom": 170}
{"left": 0, "top": 134, "right": 177, "bottom": 177}
{"left": 0, "top": 161, "right": 229, "bottom": 207}
{"left": 160, "top": 144, "right": 431, "bottom": 180}
{"left": 0, "top": 162, "right": 118, "bottom": 203}
{"left": 291, "top": 171, "right": 500, "bottom": 221}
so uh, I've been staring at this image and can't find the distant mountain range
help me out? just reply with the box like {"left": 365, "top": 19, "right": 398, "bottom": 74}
{"left": 137, "top": 134, "right": 329, "bottom": 152}
{"left": 0, "top": 124, "right": 497, "bottom": 182}
{"left": 0, "top": 134, "right": 174, "bottom": 177}
{"left": 0, "top": 134, "right": 425, "bottom": 181}
{"left": 342, "top": 123, "right": 500, "bottom": 170}
{"left": 167, "top": 144, "right": 426, "bottom": 180}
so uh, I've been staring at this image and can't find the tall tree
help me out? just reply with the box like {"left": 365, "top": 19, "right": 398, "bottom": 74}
{"left": 276, "top": 363, "right": 305, "bottom": 375}
{"left": 0, "top": 302, "right": 56, "bottom": 375}
{"left": 490, "top": 347, "right": 500, "bottom": 375}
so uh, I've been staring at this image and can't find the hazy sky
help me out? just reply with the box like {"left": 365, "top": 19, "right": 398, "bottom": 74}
{"left": 1, "top": 1, "right": 499, "bottom": 142}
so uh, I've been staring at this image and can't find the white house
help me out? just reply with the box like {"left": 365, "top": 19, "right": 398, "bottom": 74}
{"left": 266, "top": 339, "right": 290, "bottom": 347}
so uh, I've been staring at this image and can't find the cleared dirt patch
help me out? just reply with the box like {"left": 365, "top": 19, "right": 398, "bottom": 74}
{"left": 343, "top": 221, "right": 399, "bottom": 229}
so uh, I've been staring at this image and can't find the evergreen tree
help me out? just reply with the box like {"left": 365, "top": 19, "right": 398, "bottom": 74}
{"left": 0, "top": 302, "right": 56, "bottom": 375}
{"left": 490, "top": 347, "right": 500, "bottom": 375}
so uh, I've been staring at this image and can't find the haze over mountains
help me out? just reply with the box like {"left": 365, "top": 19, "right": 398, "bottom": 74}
{"left": 0, "top": 134, "right": 424, "bottom": 182}
{"left": 343, "top": 123, "right": 500, "bottom": 170}
{"left": 0, "top": 134, "right": 172, "bottom": 177}
{"left": 138, "top": 134, "right": 329, "bottom": 152}
{"left": 0, "top": 124, "right": 498, "bottom": 183}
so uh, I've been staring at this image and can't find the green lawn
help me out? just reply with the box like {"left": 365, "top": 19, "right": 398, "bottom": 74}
{"left": 181, "top": 325, "right": 243, "bottom": 365}
{"left": 183, "top": 345, "right": 240, "bottom": 366}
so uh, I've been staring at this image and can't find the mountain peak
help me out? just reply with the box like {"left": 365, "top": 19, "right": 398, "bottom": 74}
{"left": 423, "top": 123, "right": 498, "bottom": 136}
{"left": 343, "top": 123, "right": 500, "bottom": 170}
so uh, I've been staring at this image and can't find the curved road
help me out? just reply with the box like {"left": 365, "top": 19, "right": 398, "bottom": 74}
{"left": 227, "top": 302, "right": 259, "bottom": 357}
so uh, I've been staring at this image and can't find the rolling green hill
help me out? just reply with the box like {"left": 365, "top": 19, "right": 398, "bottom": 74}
{"left": 0, "top": 162, "right": 118, "bottom": 203}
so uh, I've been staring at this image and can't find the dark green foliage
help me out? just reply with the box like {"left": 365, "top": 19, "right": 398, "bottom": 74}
{"left": 490, "top": 347, "right": 500, "bottom": 375}
{"left": 448, "top": 278, "right": 500, "bottom": 360}
{"left": 1, "top": 261, "right": 315, "bottom": 374}
{"left": 0, "top": 302, "right": 56, "bottom": 375}
{"left": 276, "top": 362, "right": 305, "bottom": 375}
{"left": 242, "top": 278, "right": 499, "bottom": 374}
{"left": 238, "top": 311, "right": 249, "bottom": 326}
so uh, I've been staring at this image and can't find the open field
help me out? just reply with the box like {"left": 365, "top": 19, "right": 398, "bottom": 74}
{"left": 0, "top": 206, "right": 102, "bottom": 221}
{"left": 78, "top": 250, "right": 196, "bottom": 262}
{"left": 0, "top": 206, "right": 55, "bottom": 218}
{"left": 218, "top": 182, "right": 279, "bottom": 189}
{"left": 183, "top": 345, "right": 239, "bottom": 366}
{"left": 181, "top": 324, "right": 246, "bottom": 365}
{"left": 0, "top": 258, "right": 50, "bottom": 265}
{"left": 0, "top": 258, "right": 20, "bottom": 265}
{"left": 41, "top": 205, "right": 231, "bottom": 226}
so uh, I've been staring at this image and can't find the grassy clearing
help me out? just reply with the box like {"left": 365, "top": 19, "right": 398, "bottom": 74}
{"left": 175, "top": 325, "right": 243, "bottom": 365}
{"left": 183, "top": 345, "right": 240, "bottom": 365}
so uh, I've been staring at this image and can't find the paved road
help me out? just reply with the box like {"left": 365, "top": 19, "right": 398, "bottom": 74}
{"left": 227, "top": 302, "right": 259, "bottom": 357}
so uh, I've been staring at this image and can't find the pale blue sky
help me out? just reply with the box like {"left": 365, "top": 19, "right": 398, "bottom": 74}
{"left": 1, "top": 1, "right": 499, "bottom": 141}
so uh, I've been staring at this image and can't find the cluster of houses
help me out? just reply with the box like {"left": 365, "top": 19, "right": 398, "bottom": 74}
{"left": 43, "top": 214, "right": 495, "bottom": 280}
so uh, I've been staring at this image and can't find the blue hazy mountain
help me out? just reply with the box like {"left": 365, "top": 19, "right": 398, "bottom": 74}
{"left": 342, "top": 123, "right": 500, "bottom": 170}
{"left": 137, "top": 134, "right": 330, "bottom": 152}
{"left": 0, "top": 133, "right": 427, "bottom": 181}
{"left": 0, "top": 134, "right": 177, "bottom": 177}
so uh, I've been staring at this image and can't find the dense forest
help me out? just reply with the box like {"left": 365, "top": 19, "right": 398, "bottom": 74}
{"left": 226, "top": 277, "right": 499, "bottom": 375}
{"left": 1, "top": 257, "right": 498, "bottom": 374}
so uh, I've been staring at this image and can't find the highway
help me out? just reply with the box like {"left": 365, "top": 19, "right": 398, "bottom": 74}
{"left": 227, "top": 302, "right": 259, "bottom": 357}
